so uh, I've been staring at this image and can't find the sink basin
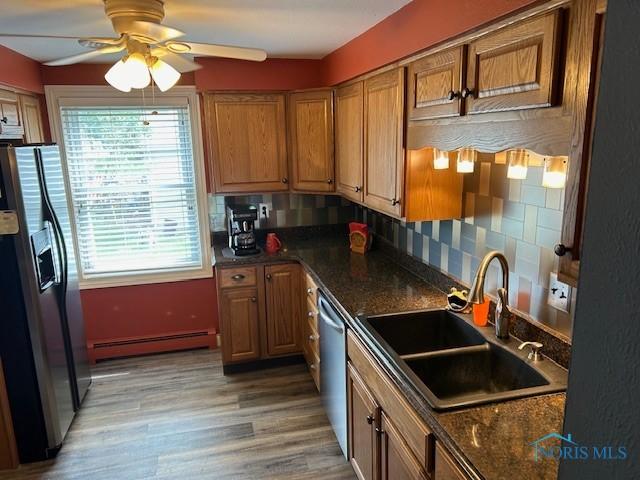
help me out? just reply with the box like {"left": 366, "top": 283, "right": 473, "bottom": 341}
{"left": 365, "top": 310, "right": 486, "bottom": 356}
{"left": 405, "top": 344, "right": 552, "bottom": 408}
{"left": 358, "top": 309, "right": 568, "bottom": 410}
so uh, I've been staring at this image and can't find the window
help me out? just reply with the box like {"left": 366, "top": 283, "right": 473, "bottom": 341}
{"left": 46, "top": 86, "right": 210, "bottom": 288}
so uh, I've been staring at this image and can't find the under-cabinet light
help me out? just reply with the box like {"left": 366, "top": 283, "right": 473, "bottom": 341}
{"left": 456, "top": 148, "right": 477, "bottom": 173}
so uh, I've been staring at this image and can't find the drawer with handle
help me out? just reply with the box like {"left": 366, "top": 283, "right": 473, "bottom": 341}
{"left": 219, "top": 266, "right": 258, "bottom": 288}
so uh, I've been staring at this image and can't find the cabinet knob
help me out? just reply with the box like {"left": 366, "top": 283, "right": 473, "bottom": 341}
{"left": 366, "top": 414, "right": 374, "bottom": 425}
{"left": 327, "top": 179, "right": 333, "bottom": 184}
{"left": 461, "top": 87, "right": 475, "bottom": 99}
{"left": 266, "top": 273, "right": 272, "bottom": 281}
{"left": 309, "top": 363, "right": 317, "bottom": 370}
{"left": 554, "top": 244, "right": 572, "bottom": 257}
{"left": 391, "top": 198, "right": 400, "bottom": 206}
{"left": 375, "top": 427, "right": 384, "bottom": 435}
{"left": 307, "top": 287, "right": 314, "bottom": 295}
{"left": 231, "top": 274, "right": 245, "bottom": 281}
{"left": 447, "top": 90, "right": 460, "bottom": 100}
{"left": 251, "top": 297, "right": 257, "bottom": 302}
{"left": 308, "top": 334, "right": 318, "bottom": 341}
{"left": 282, "top": 177, "right": 289, "bottom": 184}
{"left": 0, "top": 117, "right": 7, "bottom": 124}
{"left": 308, "top": 311, "right": 314, "bottom": 318}
{"left": 354, "top": 186, "right": 362, "bottom": 193}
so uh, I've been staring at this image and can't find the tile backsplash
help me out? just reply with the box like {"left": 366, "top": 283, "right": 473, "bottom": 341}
{"left": 355, "top": 159, "right": 574, "bottom": 338}
{"left": 208, "top": 193, "right": 354, "bottom": 232}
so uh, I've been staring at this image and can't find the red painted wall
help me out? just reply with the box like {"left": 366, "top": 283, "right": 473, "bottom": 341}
{"left": 0, "top": 45, "right": 43, "bottom": 93}
{"left": 321, "top": 0, "right": 539, "bottom": 86}
{"left": 41, "top": 63, "right": 196, "bottom": 86}
{"left": 194, "top": 57, "right": 323, "bottom": 91}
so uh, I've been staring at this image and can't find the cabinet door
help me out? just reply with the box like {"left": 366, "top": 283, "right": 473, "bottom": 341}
{"left": 348, "top": 363, "right": 379, "bottom": 480}
{"left": 465, "top": 10, "right": 562, "bottom": 114}
{"left": 380, "top": 412, "right": 428, "bottom": 480}
{"left": 219, "top": 287, "right": 261, "bottom": 364}
{"left": 434, "top": 443, "right": 471, "bottom": 480}
{"left": 364, "top": 69, "right": 405, "bottom": 218}
{"left": 265, "top": 264, "right": 302, "bottom": 356}
{"left": 289, "top": 90, "right": 335, "bottom": 192}
{"left": 206, "top": 93, "right": 288, "bottom": 193}
{"left": 20, "top": 95, "right": 44, "bottom": 144}
{"left": 408, "top": 46, "right": 464, "bottom": 120}
{"left": 335, "top": 82, "right": 364, "bottom": 203}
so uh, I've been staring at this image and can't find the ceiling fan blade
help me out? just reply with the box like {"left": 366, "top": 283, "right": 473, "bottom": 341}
{"left": 43, "top": 44, "right": 125, "bottom": 66}
{"left": 78, "top": 36, "right": 125, "bottom": 48}
{"left": 167, "top": 42, "right": 267, "bottom": 62}
{"left": 128, "top": 21, "right": 184, "bottom": 44}
{"left": 0, "top": 33, "right": 87, "bottom": 40}
{"left": 151, "top": 50, "right": 202, "bottom": 73}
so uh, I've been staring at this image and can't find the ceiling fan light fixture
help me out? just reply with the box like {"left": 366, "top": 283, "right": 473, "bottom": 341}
{"left": 104, "top": 59, "right": 132, "bottom": 92}
{"left": 123, "top": 52, "right": 151, "bottom": 89}
{"left": 150, "top": 59, "right": 181, "bottom": 92}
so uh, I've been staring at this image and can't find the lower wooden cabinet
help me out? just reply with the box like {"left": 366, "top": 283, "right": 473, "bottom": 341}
{"left": 434, "top": 443, "right": 471, "bottom": 480}
{"left": 348, "top": 363, "right": 379, "bottom": 480}
{"left": 265, "top": 264, "right": 302, "bottom": 356}
{"left": 219, "top": 287, "right": 261, "bottom": 364}
{"left": 217, "top": 263, "right": 303, "bottom": 366}
{"left": 380, "top": 411, "right": 429, "bottom": 480}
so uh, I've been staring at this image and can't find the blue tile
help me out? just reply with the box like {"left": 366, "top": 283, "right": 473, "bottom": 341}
{"left": 503, "top": 201, "right": 526, "bottom": 221}
{"left": 399, "top": 225, "right": 407, "bottom": 251}
{"left": 448, "top": 248, "right": 463, "bottom": 279}
{"left": 421, "top": 221, "right": 433, "bottom": 237}
{"left": 485, "top": 230, "right": 506, "bottom": 252}
{"left": 501, "top": 217, "right": 524, "bottom": 240}
{"left": 429, "top": 238, "right": 441, "bottom": 269}
{"left": 461, "top": 235, "right": 476, "bottom": 255}
{"left": 474, "top": 195, "right": 492, "bottom": 230}
{"left": 412, "top": 231, "right": 423, "bottom": 259}
{"left": 440, "top": 220, "right": 453, "bottom": 245}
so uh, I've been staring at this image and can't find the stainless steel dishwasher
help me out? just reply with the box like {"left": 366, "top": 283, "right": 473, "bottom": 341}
{"left": 318, "top": 292, "right": 348, "bottom": 459}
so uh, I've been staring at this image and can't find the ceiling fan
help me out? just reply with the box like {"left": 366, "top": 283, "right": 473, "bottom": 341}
{"left": 0, "top": 0, "right": 268, "bottom": 92}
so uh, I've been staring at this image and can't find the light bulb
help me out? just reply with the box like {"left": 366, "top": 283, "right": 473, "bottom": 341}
{"left": 105, "top": 59, "right": 132, "bottom": 92}
{"left": 506, "top": 149, "right": 529, "bottom": 179}
{"left": 542, "top": 156, "right": 568, "bottom": 188}
{"left": 123, "top": 53, "right": 151, "bottom": 89}
{"left": 456, "top": 148, "right": 477, "bottom": 173}
{"left": 433, "top": 149, "right": 450, "bottom": 170}
{"left": 150, "top": 59, "right": 181, "bottom": 92}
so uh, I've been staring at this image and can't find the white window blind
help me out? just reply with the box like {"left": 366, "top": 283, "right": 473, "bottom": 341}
{"left": 59, "top": 105, "right": 204, "bottom": 279}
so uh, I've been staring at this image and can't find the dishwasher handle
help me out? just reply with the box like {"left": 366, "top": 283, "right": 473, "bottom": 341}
{"left": 318, "top": 295, "right": 345, "bottom": 334}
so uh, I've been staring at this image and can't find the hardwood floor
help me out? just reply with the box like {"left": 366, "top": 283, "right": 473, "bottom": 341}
{"left": 0, "top": 349, "right": 355, "bottom": 480}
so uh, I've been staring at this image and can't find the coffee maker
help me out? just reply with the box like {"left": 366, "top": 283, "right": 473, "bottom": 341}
{"left": 227, "top": 205, "right": 260, "bottom": 256}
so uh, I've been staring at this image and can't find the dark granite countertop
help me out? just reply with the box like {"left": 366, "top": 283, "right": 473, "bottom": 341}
{"left": 213, "top": 229, "right": 566, "bottom": 480}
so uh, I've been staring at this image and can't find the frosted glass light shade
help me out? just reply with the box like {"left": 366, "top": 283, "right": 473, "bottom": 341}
{"left": 456, "top": 148, "right": 477, "bottom": 173}
{"left": 542, "top": 156, "right": 568, "bottom": 188}
{"left": 506, "top": 149, "right": 529, "bottom": 179}
{"left": 124, "top": 53, "right": 151, "bottom": 89}
{"left": 104, "top": 60, "right": 132, "bottom": 92}
{"left": 433, "top": 149, "right": 450, "bottom": 170}
{"left": 150, "top": 59, "right": 181, "bottom": 92}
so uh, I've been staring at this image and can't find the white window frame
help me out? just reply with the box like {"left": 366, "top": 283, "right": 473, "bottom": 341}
{"left": 45, "top": 85, "right": 212, "bottom": 289}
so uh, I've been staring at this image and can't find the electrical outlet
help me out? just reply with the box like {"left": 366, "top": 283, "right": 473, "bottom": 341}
{"left": 258, "top": 203, "right": 270, "bottom": 219}
{"left": 547, "top": 272, "right": 571, "bottom": 313}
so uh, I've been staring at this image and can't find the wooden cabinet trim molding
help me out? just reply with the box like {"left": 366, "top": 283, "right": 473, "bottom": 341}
{"left": 380, "top": 411, "right": 429, "bottom": 480}
{"left": 435, "top": 442, "right": 472, "bottom": 480}
{"left": 288, "top": 89, "right": 335, "bottom": 192}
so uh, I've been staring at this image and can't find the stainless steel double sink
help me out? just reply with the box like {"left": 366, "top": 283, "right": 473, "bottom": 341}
{"left": 359, "top": 309, "right": 568, "bottom": 410}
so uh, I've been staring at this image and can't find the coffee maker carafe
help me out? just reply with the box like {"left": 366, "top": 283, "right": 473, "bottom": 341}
{"left": 227, "top": 205, "right": 260, "bottom": 256}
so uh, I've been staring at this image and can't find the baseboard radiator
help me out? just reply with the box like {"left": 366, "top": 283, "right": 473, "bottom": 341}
{"left": 88, "top": 329, "right": 217, "bottom": 363}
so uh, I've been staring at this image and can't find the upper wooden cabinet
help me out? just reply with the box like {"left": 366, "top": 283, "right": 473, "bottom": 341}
{"left": 0, "top": 89, "right": 23, "bottom": 139}
{"left": 408, "top": 46, "right": 464, "bottom": 121}
{"left": 335, "top": 82, "right": 365, "bottom": 203}
{"left": 363, "top": 68, "right": 405, "bottom": 218}
{"left": 19, "top": 94, "right": 44, "bottom": 144}
{"left": 465, "top": 10, "right": 562, "bottom": 114}
{"left": 205, "top": 92, "right": 288, "bottom": 193}
{"left": 288, "top": 90, "right": 335, "bottom": 192}
{"left": 264, "top": 263, "right": 302, "bottom": 357}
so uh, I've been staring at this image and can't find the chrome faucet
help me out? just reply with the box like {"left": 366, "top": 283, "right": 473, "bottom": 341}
{"left": 468, "top": 251, "right": 512, "bottom": 339}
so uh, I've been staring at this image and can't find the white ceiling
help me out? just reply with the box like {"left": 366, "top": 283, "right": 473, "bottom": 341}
{"left": 0, "top": 0, "right": 412, "bottom": 63}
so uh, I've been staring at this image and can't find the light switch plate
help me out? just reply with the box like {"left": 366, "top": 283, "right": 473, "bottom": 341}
{"left": 547, "top": 272, "right": 571, "bottom": 313}
{"left": 258, "top": 203, "right": 270, "bottom": 219}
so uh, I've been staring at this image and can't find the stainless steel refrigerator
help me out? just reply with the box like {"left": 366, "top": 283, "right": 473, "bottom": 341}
{"left": 0, "top": 144, "right": 91, "bottom": 462}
